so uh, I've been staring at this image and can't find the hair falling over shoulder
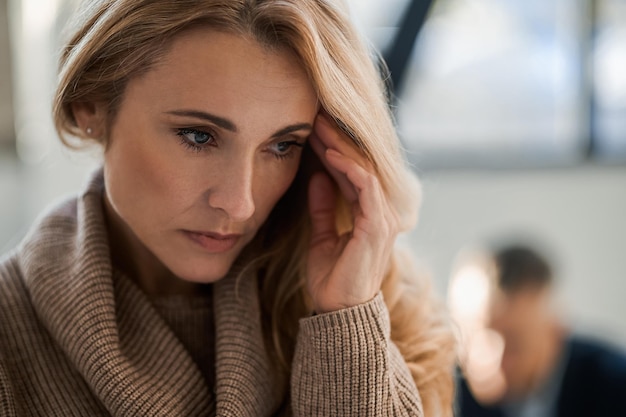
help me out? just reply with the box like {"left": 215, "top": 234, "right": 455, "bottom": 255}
{"left": 53, "top": 0, "right": 457, "bottom": 414}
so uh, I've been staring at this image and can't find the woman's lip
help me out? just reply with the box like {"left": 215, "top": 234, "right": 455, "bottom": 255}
{"left": 188, "top": 230, "right": 242, "bottom": 240}
{"left": 182, "top": 230, "right": 241, "bottom": 253}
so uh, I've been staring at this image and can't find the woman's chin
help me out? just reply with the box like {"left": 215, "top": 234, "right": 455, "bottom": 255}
{"left": 169, "top": 260, "right": 235, "bottom": 285}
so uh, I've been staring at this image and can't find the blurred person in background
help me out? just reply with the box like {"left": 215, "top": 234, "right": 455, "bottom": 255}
{"left": 0, "top": 0, "right": 456, "bottom": 415}
{"left": 457, "top": 244, "right": 626, "bottom": 417}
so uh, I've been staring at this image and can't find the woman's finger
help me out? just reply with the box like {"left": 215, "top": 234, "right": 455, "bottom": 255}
{"left": 314, "top": 113, "right": 367, "bottom": 164}
{"left": 309, "top": 132, "right": 359, "bottom": 202}
{"left": 325, "top": 149, "right": 385, "bottom": 229}
{"left": 308, "top": 171, "right": 339, "bottom": 246}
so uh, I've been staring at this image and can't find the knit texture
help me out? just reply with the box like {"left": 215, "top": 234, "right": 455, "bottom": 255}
{"left": 147, "top": 281, "right": 216, "bottom": 389}
{"left": 0, "top": 170, "right": 423, "bottom": 416}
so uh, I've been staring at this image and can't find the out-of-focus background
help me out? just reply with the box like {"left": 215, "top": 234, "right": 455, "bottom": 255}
{"left": 1, "top": 0, "right": 625, "bottom": 354}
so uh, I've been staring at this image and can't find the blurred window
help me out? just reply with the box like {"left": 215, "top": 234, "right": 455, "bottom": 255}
{"left": 4, "top": 0, "right": 626, "bottom": 167}
{"left": 348, "top": 0, "right": 626, "bottom": 169}
{"left": 595, "top": 0, "right": 626, "bottom": 161}
{"left": 1, "top": 0, "right": 15, "bottom": 150}
{"left": 6, "top": 0, "right": 79, "bottom": 164}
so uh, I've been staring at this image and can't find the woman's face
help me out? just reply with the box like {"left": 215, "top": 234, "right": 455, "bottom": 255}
{"left": 102, "top": 29, "right": 318, "bottom": 285}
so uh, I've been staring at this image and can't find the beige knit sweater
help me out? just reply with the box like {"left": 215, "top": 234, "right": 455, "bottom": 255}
{"left": 0, "top": 171, "right": 423, "bottom": 416}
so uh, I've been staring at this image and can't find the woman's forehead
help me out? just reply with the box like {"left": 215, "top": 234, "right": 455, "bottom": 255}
{"left": 117, "top": 29, "right": 318, "bottom": 134}
{"left": 148, "top": 30, "right": 311, "bottom": 95}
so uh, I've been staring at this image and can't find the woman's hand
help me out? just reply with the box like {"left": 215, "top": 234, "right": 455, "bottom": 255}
{"left": 306, "top": 113, "right": 400, "bottom": 313}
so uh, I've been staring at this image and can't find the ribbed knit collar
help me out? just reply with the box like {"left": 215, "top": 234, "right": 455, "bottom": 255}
{"left": 17, "top": 169, "right": 285, "bottom": 416}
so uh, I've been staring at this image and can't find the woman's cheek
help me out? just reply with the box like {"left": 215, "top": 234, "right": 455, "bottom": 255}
{"left": 257, "top": 162, "right": 300, "bottom": 216}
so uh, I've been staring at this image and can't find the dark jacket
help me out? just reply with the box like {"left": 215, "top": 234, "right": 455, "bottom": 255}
{"left": 457, "top": 336, "right": 626, "bottom": 417}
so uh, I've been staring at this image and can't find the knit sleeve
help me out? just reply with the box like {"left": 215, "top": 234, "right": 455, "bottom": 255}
{"left": 290, "top": 293, "right": 423, "bottom": 416}
{"left": 0, "top": 357, "right": 17, "bottom": 417}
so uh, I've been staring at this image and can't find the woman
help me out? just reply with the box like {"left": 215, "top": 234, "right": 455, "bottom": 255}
{"left": 0, "top": 0, "right": 455, "bottom": 415}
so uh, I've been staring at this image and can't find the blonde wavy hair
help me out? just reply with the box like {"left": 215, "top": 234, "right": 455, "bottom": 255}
{"left": 53, "top": 0, "right": 456, "bottom": 415}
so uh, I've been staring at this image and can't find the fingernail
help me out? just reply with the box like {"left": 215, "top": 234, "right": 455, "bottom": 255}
{"left": 317, "top": 112, "right": 331, "bottom": 124}
{"left": 326, "top": 148, "right": 341, "bottom": 158}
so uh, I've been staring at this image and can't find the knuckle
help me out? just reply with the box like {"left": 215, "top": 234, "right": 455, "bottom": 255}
{"left": 362, "top": 170, "right": 378, "bottom": 189}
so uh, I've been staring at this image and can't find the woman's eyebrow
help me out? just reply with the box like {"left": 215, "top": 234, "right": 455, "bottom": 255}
{"left": 165, "top": 110, "right": 237, "bottom": 132}
{"left": 165, "top": 109, "right": 312, "bottom": 138}
{"left": 271, "top": 123, "right": 312, "bottom": 139}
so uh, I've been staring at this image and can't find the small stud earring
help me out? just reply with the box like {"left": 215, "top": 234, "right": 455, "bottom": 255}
{"left": 86, "top": 127, "right": 93, "bottom": 135}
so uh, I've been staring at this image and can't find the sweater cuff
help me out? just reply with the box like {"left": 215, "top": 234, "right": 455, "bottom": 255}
{"left": 298, "top": 292, "right": 390, "bottom": 344}
{"left": 292, "top": 293, "right": 424, "bottom": 415}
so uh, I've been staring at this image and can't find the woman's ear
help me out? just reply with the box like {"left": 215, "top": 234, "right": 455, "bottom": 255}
{"left": 71, "top": 101, "right": 106, "bottom": 138}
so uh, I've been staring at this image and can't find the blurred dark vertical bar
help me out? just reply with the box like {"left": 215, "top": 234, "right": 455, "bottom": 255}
{"left": 384, "top": 0, "right": 435, "bottom": 96}
{"left": 583, "top": 0, "right": 599, "bottom": 158}
{"left": 0, "top": 0, "right": 15, "bottom": 152}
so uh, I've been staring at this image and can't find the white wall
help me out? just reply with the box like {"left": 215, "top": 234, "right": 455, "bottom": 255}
{"left": 408, "top": 165, "right": 626, "bottom": 348}
{"left": 0, "top": 149, "right": 98, "bottom": 253}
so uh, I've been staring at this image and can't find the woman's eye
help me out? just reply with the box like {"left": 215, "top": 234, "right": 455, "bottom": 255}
{"left": 176, "top": 128, "right": 216, "bottom": 152}
{"left": 269, "top": 140, "right": 304, "bottom": 159}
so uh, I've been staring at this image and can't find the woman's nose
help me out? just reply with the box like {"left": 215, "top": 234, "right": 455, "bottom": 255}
{"left": 207, "top": 159, "right": 256, "bottom": 222}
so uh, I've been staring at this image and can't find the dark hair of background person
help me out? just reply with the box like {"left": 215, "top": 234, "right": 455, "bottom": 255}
{"left": 495, "top": 245, "right": 553, "bottom": 293}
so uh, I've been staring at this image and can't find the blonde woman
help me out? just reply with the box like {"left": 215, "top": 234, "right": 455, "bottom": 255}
{"left": 0, "top": 0, "right": 455, "bottom": 415}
